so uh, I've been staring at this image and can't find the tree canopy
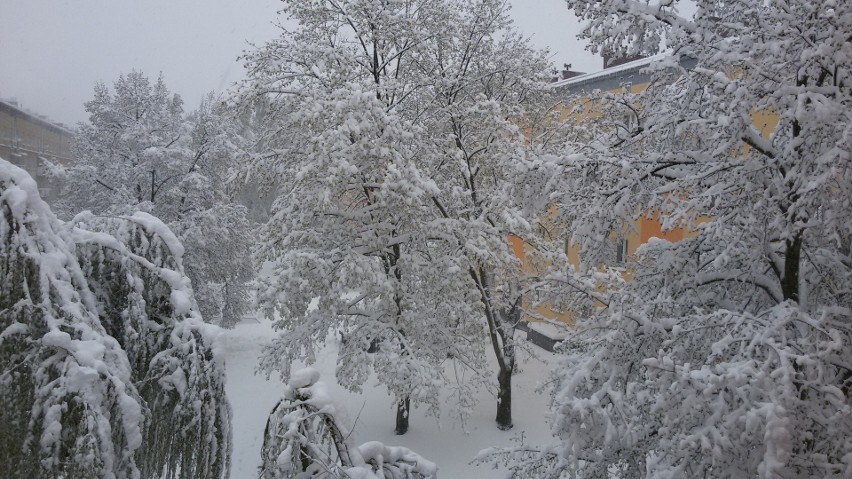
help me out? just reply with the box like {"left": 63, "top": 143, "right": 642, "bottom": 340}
{"left": 240, "top": 0, "right": 555, "bottom": 432}
{"left": 52, "top": 71, "right": 253, "bottom": 328}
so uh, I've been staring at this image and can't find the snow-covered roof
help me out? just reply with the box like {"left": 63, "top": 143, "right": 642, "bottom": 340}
{"left": 550, "top": 53, "right": 668, "bottom": 89}
{"left": 528, "top": 320, "right": 570, "bottom": 340}
{"left": 550, "top": 53, "right": 697, "bottom": 97}
{"left": 0, "top": 98, "right": 75, "bottom": 135}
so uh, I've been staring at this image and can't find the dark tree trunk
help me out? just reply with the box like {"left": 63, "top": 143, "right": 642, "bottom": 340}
{"left": 382, "top": 238, "right": 413, "bottom": 435}
{"left": 496, "top": 364, "right": 513, "bottom": 430}
{"left": 150, "top": 169, "right": 156, "bottom": 203}
{"left": 495, "top": 301, "right": 518, "bottom": 431}
{"left": 781, "top": 233, "right": 802, "bottom": 303}
{"left": 394, "top": 396, "right": 410, "bottom": 435}
{"left": 470, "top": 265, "right": 520, "bottom": 431}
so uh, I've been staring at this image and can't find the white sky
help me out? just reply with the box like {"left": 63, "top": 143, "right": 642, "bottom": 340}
{"left": 0, "top": 0, "right": 598, "bottom": 126}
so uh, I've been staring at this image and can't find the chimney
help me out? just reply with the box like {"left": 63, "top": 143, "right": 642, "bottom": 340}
{"left": 552, "top": 63, "right": 585, "bottom": 82}
{"left": 603, "top": 54, "right": 646, "bottom": 69}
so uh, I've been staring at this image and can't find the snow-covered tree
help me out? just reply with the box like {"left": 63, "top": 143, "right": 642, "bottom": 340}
{"left": 176, "top": 95, "right": 254, "bottom": 328}
{"left": 414, "top": 0, "right": 555, "bottom": 430}
{"left": 487, "top": 0, "right": 852, "bottom": 477}
{"left": 260, "top": 368, "right": 437, "bottom": 479}
{"left": 1, "top": 158, "right": 232, "bottom": 478}
{"left": 1, "top": 159, "right": 144, "bottom": 478}
{"left": 54, "top": 72, "right": 252, "bottom": 328}
{"left": 240, "top": 0, "right": 554, "bottom": 433}
{"left": 242, "top": 0, "right": 490, "bottom": 435}
{"left": 63, "top": 71, "right": 184, "bottom": 215}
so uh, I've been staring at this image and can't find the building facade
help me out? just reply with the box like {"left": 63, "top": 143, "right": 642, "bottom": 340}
{"left": 0, "top": 100, "right": 74, "bottom": 201}
{"left": 523, "top": 55, "right": 699, "bottom": 350}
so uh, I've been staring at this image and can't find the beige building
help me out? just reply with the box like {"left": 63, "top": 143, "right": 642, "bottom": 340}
{"left": 0, "top": 99, "right": 74, "bottom": 201}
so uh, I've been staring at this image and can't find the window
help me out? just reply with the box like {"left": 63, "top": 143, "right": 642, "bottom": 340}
{"left": 615, "top": 237, "right": 628, "bottom": 265}
{"left": 602, "top": 235, "right": 628, "bottom": 267}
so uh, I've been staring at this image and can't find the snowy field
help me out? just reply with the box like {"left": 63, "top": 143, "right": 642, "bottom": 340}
{"left": 222, "top": 319, "right": 557, "bottom": 478}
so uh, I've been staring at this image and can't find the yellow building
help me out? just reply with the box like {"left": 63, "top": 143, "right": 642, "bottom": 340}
{"left": 522, "top": 54, "right": 698, "bottom": 351}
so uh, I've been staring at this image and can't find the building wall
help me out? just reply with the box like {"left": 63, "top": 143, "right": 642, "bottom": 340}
{"left": 520, "top": 56, "right": 695, "bottom": 341}
{"left": 0, "top": 101, "right": 74, "bottom": 201}
{"left": 518, "top": 58, "right": 782, "bottom": 352}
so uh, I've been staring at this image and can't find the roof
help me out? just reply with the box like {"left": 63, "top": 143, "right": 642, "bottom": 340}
{"left": 0, "top": 100, "right": 75, "bottom": 136}
{"left": 550, "top": 54, "right": 698, "bottom": 97}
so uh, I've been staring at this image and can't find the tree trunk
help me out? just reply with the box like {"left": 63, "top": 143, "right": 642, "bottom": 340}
{"left": 495, "top": 298, "right": 520, "bottom": 430}
{"left": 472, "top": 266, "right": 520, "bottom": 430}
{"left": 394, "top": 396, "right": 410, "bottom": 435}
{"left": 781, "top": 233, "right": 802, "bottom": 303}
{"left": 150, "top": 169, "right": 156, "bottom": 203}
{"left": 496, "top": 363, "right": 513, "bottom": 430}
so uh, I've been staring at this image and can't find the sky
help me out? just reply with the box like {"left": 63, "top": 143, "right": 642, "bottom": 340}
{"left": 0, "top": 0, "right": 598, "bottom": 127}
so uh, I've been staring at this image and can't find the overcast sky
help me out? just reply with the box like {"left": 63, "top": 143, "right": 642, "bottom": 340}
{"left": 0, "top": 0, "right": 598, "bottom": 126}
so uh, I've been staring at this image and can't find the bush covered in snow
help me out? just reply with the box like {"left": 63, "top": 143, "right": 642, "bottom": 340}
{"left": 261, "top": 368, "right": 438, "bottom": 479}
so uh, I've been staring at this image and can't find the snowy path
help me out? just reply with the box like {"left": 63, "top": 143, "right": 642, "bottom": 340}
{"left": 221, "top": 320, "right": 557, "bottom": 478}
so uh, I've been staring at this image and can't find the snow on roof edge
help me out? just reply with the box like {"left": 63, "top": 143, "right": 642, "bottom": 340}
{"left": 0, "top": 99, "right": 76, "bottom": 136}
{"left": 549, "top": 53, "right": 670, "bottom": 90}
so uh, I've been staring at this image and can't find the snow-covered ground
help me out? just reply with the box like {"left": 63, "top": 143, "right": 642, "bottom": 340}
{"left": 221, "top": 319, "right": 557, "bottom": 478}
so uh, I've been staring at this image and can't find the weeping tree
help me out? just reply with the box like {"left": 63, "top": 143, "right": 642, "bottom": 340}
{"left": 72, "top": 211, "right": 232, "bottom": 479}
{"left": 0, "top": 158, "right": 231, "bottom": 478}
{"left": 0, "top": 159, "right": 144, "bottom": 478}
